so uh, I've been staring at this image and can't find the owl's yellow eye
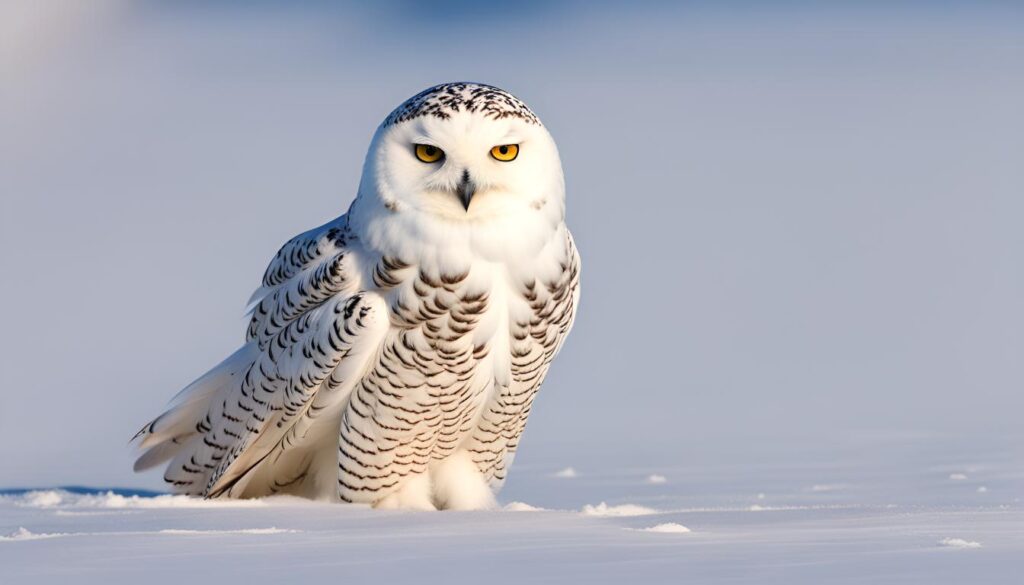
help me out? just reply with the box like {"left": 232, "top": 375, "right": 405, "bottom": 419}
{"left": 490, "top": 144, "right": 519, "bottom": 162}
{"left": 414, "top": 144, "right": 444, "bottom": 163}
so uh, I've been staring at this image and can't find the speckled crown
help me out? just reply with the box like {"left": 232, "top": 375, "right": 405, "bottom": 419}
{"left": 382, "top": 82, "right": 541, "bottom": 128}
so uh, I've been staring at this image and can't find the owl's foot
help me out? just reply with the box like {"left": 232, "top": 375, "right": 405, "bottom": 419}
{"left": 431, "top": 450, "right": 496, "bottom": 511}
{"left": 372, "top": 472, "right": 436, "bottom": 511}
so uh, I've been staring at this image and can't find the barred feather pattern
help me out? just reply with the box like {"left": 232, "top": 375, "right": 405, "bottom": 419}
{"left": 136, "top": 215, "right": 579, "bottom": 504}
{"left": 466, "top": 236, "right": 580, "bottom": 487}
{"left": 335, "top": 231, "right": 579, "bottom": 503}
{"left": 136, "top": 218, "right": 384, "bottom": 497}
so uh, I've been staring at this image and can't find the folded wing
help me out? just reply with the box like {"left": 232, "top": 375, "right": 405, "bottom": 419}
{"left": 134, "top": 216, "right": 388, "bottom": 498}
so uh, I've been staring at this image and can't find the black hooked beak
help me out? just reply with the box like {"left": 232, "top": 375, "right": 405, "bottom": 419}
{"left": 456, "top": 169, "right": 475, "bottom": 211}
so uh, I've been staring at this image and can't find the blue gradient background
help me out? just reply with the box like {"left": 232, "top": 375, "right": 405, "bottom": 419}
{"left": 1, "top": 1, "right": 1021, "bottom": 489}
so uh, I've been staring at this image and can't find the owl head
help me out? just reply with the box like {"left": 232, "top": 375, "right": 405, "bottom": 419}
{"left": 351, "top": 83, "right": 564, "bottom": 227}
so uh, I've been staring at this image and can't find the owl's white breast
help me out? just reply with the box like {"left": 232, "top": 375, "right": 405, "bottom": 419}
{"left": 346, "top": 198, "right": 572, "bottom": 405}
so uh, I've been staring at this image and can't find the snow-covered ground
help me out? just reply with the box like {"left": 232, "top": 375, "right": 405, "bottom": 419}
{"left": 3, "top": 438, "right": 1021, "bottom": 584}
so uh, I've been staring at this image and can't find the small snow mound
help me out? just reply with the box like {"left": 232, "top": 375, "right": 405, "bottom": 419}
{"left": 748, "top": 504, "right": 767, "bottom": 511}
{"left": 22, "top": 491, "right": 63, "bottom": 508}
{"left": 581, "top": 502, "right": 657, "bottom": 517}
{"left": 977, "top": 486, "right": 988, "bottom": 493}
{"left": 646, "top": 474, "right": 667, "bottom": 484}
{"left": 939, "top": 537, "right": 981, "bottom": 549}
{"left": 638, "top": 523, "right": 691, "bottom": 534}
{"left": 8, "top": 490, "right": 265, "bottom": 510}
{"left": 810, "top": 483, "right": 846, "bottom": 492}
{"left": 552, "top": 467, "right": 577, "bottom": 478}
{"left": 158, "top": 528, "right": 298, "bottom": 536}
{"left": 0, "top": 527, "right": 66, "bottom": 541}
{"left": 504, "top": 501, "right": 545, "bottom": 512}
{"left": 948, "top": 473, "right": 968, "bottom": 480}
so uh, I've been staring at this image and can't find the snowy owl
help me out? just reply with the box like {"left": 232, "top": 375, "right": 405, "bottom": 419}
{"left": 133, "top": 82, "right": 580, "bottom": 510}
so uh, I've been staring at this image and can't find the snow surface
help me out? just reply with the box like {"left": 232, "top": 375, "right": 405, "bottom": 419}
{"left": 939, "top": 537, "right": 983, "bottom": 549}
{"left": 637, "top": 522, "right": 692, "bottom": 533}
{"left": 2, "top": 448, "right": 1021, "bottom": 585}
{"left": 580, "top": 501, "right": 658, "bottom": 517}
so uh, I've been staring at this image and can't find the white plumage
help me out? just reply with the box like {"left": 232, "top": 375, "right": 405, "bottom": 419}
{"left": 134, "top": 83, "right": 580, "bottom": 510}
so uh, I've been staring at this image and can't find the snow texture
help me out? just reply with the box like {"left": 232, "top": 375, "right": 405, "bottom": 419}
{"left": 1, "top": 527, "right": 66, "bottom": 542}
{"left": 503, "top": 501, "right": 546, "bottom": 512}
{"left": 637, "top": 522, "right": 692, "bottom": 533}
{"left": 3, "top": 446, "right": 1021, "bottom": 585}
{"left": 939, "top": 538, "right": 983, "bottom": 549}
{"left": 580, "top": 502, "right": 658, "bottom": 517}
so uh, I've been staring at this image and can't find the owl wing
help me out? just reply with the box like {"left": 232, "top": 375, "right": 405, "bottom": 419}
{"left": 133, "top": 215, "right": 389, "bottom": 498}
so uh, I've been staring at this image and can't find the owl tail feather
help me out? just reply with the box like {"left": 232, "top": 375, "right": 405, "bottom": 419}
{"left": 131, "top": 345, "right": 257, "bottom": 473}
